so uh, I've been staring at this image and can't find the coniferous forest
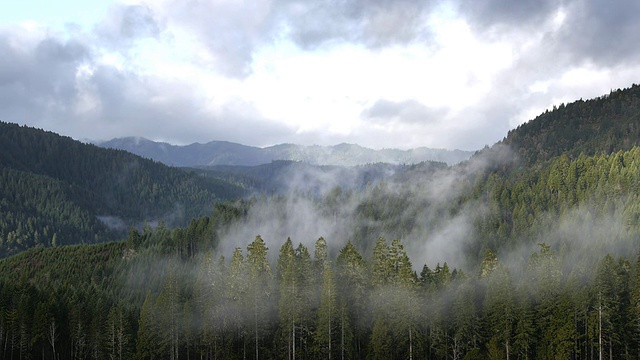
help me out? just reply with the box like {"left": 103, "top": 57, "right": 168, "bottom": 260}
{"left": 2, "top": 84, "right": 640, "bottom": 359}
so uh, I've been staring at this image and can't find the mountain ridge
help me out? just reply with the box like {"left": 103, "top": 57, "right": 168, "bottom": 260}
{"left": 500, "top": 83, "right": 640, "bottom": 166}
{"left": 98, "top": 137, "right": 474, "bottom": 167}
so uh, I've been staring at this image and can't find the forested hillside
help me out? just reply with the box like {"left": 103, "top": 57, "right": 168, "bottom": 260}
{"left": 0, "top": 122, "right": 245, "bottom": 257}
{"left": 190, "top": 160, "right": 447, "bottom": 196}
{"left": 2, "top": 206, "right": 640, "bottom": 360}
{"left": 2, "top": 84, "right": 640, "bottom": 359}
{"left": 503, "top": 84, "right": 640, "bottom": 165}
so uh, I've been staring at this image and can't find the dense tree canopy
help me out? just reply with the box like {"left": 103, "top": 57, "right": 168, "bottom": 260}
{"left": 2, "top": 84, "right": 640, "bottom": 358}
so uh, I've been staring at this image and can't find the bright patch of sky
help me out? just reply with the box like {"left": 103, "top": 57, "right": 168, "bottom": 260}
{"left": 0, "top": 0, "right": 111, "bottom": 30}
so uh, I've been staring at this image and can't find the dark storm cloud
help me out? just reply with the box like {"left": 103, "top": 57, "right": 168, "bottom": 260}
{"left": 362, "top": 99, "right": 445, "bottom": 125}
{"left": 457, "top": 0, "right": 640, "bottom": 68}
{"left": 276, "top": 0, "right": 435, "bottom": 49}
{"left": 558, "top": 0, "right": 640, "bottom": 66}
{"left": 0, "top": 33, "right": 89, "bottom": 125}
{"left": 455, "top": 0, "right": 562, "bottom": 30}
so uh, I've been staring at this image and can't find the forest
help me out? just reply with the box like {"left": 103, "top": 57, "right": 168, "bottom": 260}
{"left": 1, "top": 84, "right": 640, "bottom": 359}
{"left": 0, "top": 121, "right": 246, "bottom": 257}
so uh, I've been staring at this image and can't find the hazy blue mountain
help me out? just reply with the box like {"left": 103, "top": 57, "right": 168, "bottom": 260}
{"left": 189, "top": 160, "right": 448, "bottom": 197}
{"left": 99, "top": 138, "right": 474, "bottom": 166}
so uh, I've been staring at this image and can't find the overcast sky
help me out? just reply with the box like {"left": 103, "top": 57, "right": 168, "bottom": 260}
{"left": 1, "top": 0, "right": 639, "bottom": 151}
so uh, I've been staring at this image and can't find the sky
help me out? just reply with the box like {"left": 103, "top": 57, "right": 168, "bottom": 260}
{"left": 1, "top": 0, "right": 639, "bottom": 151}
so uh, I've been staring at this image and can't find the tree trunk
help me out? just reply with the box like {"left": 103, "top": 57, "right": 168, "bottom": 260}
{"left": 328, "top": 290, "right": 332, "bottom": 360}
{"left": 599, "top": 300, "right": 602, "bottom": 360}
{"left": 47, "top": 321, "right": 57, "bottom": 360}
{"left": 409, "top": 327, "right": 413, "bottom": 360}
{"left": 254, "top": 298, "right": 258, "bottom": 360}
{"left": 341, "top": 307, "right": 345, "bottom": 360}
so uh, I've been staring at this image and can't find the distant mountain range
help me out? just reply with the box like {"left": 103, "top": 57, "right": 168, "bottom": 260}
{"left": 98, "top": 138, "right": 474, "bottom": 167}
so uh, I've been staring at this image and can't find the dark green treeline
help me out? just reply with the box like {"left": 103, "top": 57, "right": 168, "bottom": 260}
{"left": 2, "top": 232, "right": 640, "bottom": 360}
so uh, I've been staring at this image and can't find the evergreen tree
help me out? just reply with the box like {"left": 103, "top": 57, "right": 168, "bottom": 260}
{"left": 482, "top": 260, "right": 514, "bottom": 360}
{"left": 157, "top": 266, "right": 181, "bottom": 360}
{"left": 246, "top": 235, "right": 272, "bottom": 360}
{"left": 105, "top": 305, "right": 130, "bottom": 360}
{"left": 315, "top": 261, "right": 338, "bottom": 360}
{"left": 136, "top": 291, "right": 158, "bottom": 360}
{"left": 336, "top": 242, "right": 366, "bottom": 359}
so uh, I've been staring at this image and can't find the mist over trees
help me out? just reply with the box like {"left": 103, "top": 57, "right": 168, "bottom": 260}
{"left": 2, "top": 84, "right": 640, "bottom": 359}
{"left": 2, "top": 225, "right": 640, "bottom": 359}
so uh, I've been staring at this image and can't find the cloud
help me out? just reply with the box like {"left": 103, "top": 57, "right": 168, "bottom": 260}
{"left": 276, "top": 0, "right": 435, "bottom": 49}
{"left": 0, "top": 26, "right": 292, "bottom": 146}
{"left": 2, "top": 0, "right": 640, "bottom": 152}
{"left": 142, "top": 0, "right": 436, "bottom": 78}
{"left": 76, "top": 65, "right": 295, "bottom": 145}
{"left": 457, "top": 0, "right": 640, "bottom": 69}
{"left": 558, "top": 0, "right": 640, "bottom": 67}
{"left": 151, "top": 0, "right": 273, "bottom": 78}
{"left": 456, "top": 0, "right": 561, "bottom": 30}
{"left": 362, "top": 99, "right": 445, "bottom": 125}
{"left": 97, "top": 4, "right": 161, "bottom": 42}
{"left": 0, "top": 31, "right": 89, "bottom": 125}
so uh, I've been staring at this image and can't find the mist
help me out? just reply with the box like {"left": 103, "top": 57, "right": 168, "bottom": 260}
{"left": 214, "top": 144, "right": 516, "bottom": 272}
{"left": 109, "top": 142, "right": 638, "bottom": 358}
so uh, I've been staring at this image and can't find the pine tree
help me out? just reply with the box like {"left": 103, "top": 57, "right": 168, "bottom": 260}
{"left": 136, "top": 292, "right": 158, "bottom": 360}
{"left": 370, "top": 314, "right": 391, "bottom": 360}
{"left": 452, "top": 279, "right": 480, "bottom": 358}
{"left": 106, "top": 305, "right": 130, "bottom": 360}
{"left": 193, "top": 251, "right": 215, "bottom": 358}
{"left": 315, "top": 261, "right": 338, "bottom": 360}
{"left": 246, "top": 235, "right": 272, "bottom": 360}
{"left": 31, "top": 301, "right": 52, "bottom": 360}
{"left": 228, "top": 247, "right": 248, "bottom": 355}
{"left": 632, "top": 250, "right": 640, "bottom": 356}
{"left": 336, "top": 242, "right": 367, "bottom": 359}
{"left": 157, "top": 266, "right": 180, "bottom": 360}
{"left": 371, "top": 237, "right": 390, "bottom": 287}
{"left": 277, "top": 238, "right": 298, "bottom": 360}
{"left": 482, "top": 262, "right": 515, "bottom": 360}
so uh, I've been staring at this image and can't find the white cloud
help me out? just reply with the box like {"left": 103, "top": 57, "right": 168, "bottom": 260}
{"left": 1, "top": 0, "right": 639, "bottom": 150}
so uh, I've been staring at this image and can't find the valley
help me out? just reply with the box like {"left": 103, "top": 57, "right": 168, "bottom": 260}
{"left": 1, "top": 85, "right": 640, "bottom": 359}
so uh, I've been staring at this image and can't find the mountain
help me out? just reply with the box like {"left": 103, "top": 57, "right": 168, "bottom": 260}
{"left": 0, "top": 121, "right": 245, "bottom": 257}
{"left": 4, "top": 85, "right": 640, "bottom": 359}
{"left": 501, "top": 84, "right": 640, "bottom": 166}
{"left": 99, "top": 138, "right": 474, "bottom": 167}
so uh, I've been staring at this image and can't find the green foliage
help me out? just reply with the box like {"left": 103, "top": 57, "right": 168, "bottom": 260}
{"left": 4, "top": 85, "right": 640, "bottom": 359}
{"left": 503, "top": 84, "right": 640, "bottom": 166}
{"left": 0, "top": 121, "right": 245, "bottom": 257}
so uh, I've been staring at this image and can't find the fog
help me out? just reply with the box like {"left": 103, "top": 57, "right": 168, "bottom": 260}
{"left": 215, "top": 144, "right": 516, "bottom": 272}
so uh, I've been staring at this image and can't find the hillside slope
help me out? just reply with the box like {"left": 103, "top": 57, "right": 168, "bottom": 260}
{"left": 0, "top": 122, "right": 245, "bottom": 257}
{"left": 5, "top": 85, "right": 640, "bottom": 360}
{"left": 502, "top": 84, "right": 640, "bottom": 166}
